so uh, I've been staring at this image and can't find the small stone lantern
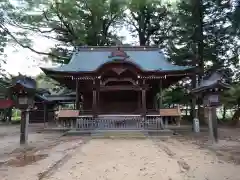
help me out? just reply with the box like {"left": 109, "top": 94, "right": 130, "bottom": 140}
{"left": 9, "top": 76, "right": 37, "bottom": 145}
{"left": 192, "top": 71, "right": 230, "bottom": 143}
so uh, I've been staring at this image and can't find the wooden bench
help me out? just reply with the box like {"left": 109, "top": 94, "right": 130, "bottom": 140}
{"left": 57, "top": 110, "right": 79, "bottom": 128}
{"left": 159, "top": 107, "right": 181, "bottom": 127}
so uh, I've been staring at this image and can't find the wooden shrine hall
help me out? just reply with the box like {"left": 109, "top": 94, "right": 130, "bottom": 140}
{"left": 41, "top": 46, "right": 194, "bottom": 119}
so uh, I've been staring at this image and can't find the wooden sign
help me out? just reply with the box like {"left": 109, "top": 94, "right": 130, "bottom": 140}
{"left": 204, "top": 94, "right": 220, "bottom": 107}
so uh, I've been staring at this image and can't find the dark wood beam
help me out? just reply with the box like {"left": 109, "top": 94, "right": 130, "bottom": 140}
{"left": 99, "top": 85, "right": 145, "bottom": 91}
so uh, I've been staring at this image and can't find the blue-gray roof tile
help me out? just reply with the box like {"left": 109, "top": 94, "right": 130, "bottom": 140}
{"left": 42, "top": 47, "right": 193, "bottom": 72}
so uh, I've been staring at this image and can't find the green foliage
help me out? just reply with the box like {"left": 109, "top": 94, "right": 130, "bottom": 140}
{"left": 161, "top": 86, "right": 190, "bottom": 105}
{"left": 231, "top": 0, "right": 240, "bottom": 33}
{"left": 127, "top": 0, "right": 170, "bottom": 46}
{"left": 0, "top": 0, "right": 239, "bottom": 111}
{"left": 161, "top": 0, "right": 238, "bottom": 70}
{"left": 12, "top": 108, "right": 21, "bottom": 122}
{"left": 35, "top": 73, "right": 67, "bottom": 94}
{"left": 222, "top": 83, "right": 240, "bottom": 108}
{"left": 4, "top": 0, "right": 126, "bottom": 63}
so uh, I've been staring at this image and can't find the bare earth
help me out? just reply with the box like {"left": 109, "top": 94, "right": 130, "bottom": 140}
{"left": 0, "top": 126, "right": 240, "bottom": 180}
{"left": 44, "top": 138, "right": 240, "bottom": 180}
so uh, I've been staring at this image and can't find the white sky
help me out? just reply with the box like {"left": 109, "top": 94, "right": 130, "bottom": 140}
{"left": 3, "top": 0, "right": 176, "bottom": 77}
{"left": 3, "top": 27, "right": 136, "bottom": 77}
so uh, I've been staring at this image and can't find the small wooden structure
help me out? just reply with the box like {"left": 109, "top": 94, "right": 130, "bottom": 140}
{"left": 159, "top": 106, "right": 181, "bottom": 126}
{"left": 30, "top": 90, "right": 77, "bottom": 123}
{"left": 192, "top": 71, "right": 230, "bottom": 142}
{"left": 8, "top": 76, "right": 37, "bottom": 144}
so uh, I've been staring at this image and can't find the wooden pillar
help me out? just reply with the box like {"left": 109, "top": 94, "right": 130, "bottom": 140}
{"left": 140, "top": 79, "right": 147, "bottom": 117}
{"left": 20, "top": 109, "right": 29, "bottom": 145}
{"left": 97, "top": 90, "right": 100, "bottom": 114}
{"left": 92, "top": 90, "right": 97, "bottom": 117}
{"left": 92, "top": 79, "right": 98, "bottom": 117}
{"left": 142, "top": 88, "right": 146, "bottom": 116}
{"left": 159, "top": 79, "right": 164, "bottom": 129}
{"left": 138, "top": 91, "right": 141, "bottom": 112}
{"left": 75, "top": 79, "right": 79, "bottom": 109}
{"left": 159, "top": 79, "right": 163, "bottom": 108}
{"left": 212, "top": 107, "right": 218, "bottom": 142}
{"left": 208, "top": 107, "right": 218, "bottom": 143}
{"left": 43, "top": 103, "right": 47, "bottom": 127}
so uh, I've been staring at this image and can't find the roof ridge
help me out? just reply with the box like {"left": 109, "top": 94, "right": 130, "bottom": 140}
{"left": 75, "top": 46, "right": 160, "bottom": 52}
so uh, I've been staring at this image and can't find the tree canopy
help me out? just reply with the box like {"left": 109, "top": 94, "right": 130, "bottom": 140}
{"left": 0, "top": 0, "right": 239, "bottom": 116}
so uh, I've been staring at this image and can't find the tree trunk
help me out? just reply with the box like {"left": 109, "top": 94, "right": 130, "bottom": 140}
{"left": 2, "top": 109, "right": 8, "bottom": 122}
{"left": 195, "top": 0, "right": 205, "bottom": 123}
{"left": 190, "top": 74, "right": 197, "bottom": 125}
{"left": 198, "top": 106, "right": 207, "bottom": 125}
{"left": 222, "top": 105, "right": 227, "bottom": 120}
{"left": 231, "top": 108, "right": 240, "bottom": 126}
{"left": 7, "top": 108, "right": 12, "bottom": 123}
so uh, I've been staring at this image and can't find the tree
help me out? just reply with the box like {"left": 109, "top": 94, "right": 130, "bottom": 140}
{"left": 126, "top": 0, "right": 169, "bottom": 46}
{"left": 162, "top": 0, "right": 204, "bottom": 120}
{"left": 222, "top": 83, "right": 240, "bottom": 125}
{"left": 35, "top": 73, "right": 66, "bottom": 94}
{"left": 161, "top": 86, "right": 190, "bottom": 106}
{"left": 155, "top": 0, "right": 239, "bottom": 122}
{"left": 231, "top": 0, "right": 240, "bottom": 33}
{"left": 0, "top": 1, "right": 9, "bottom": 77}
{"left": 1, "top": 0, "right": 125, "bottom": 64}
{"left": 0, "top": 0, "right": 49, "bottom": 59}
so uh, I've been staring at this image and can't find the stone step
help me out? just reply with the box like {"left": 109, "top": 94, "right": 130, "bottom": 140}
{"left": 65, "top": 129, "right": 173, "bottom": 138}
{"left": 91, "top": 130, "right": 147, "bottom": 139}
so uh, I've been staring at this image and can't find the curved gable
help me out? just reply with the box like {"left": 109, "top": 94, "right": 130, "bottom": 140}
{"left": 41, "top": 46, "right": 193, "bottom": 73}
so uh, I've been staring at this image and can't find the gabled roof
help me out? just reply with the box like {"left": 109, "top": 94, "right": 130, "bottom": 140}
{"left": 35, "top": 90, "right": 76, "bottom": 103}
{"left": 41, "top": 46, "right": 193, "bottom": 73}
{"left": 36, "top": 94, "right": 76, "bottom": 102}
{"left": 192, "top": 72, "right": 230, "bottom": 93}
{"left": 10, "top": 76, "right": 37, "bottom": 92}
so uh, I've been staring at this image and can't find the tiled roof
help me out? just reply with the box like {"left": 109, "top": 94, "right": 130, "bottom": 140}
{"left": 192, "top": 72, "right": 230, "bottom": 93}
{"left": 35, "top": 94, "right": 75, "bottom": 102}
{"left": 41, "top": 46, "right": 193, "bottom": 73}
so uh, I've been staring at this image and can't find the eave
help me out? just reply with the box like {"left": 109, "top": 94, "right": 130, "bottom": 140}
{"left": 192, "top": 81, "right": 230, "bottom": 94}
{"left": 41, "top": 66, "right": 195, "bottom": 77}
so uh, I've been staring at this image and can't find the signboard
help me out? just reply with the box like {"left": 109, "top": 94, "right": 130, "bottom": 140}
{"left": 209, "top": 94, "right": 219, "bottom": 104}
{"left": 18, "top": 97, "right": 28, "bottom": 105}
{"left": 18, "top": 96, "right": 34, "bottom": 109}
{"left": 203, "top": 94, "right": 220, "bottom": 107}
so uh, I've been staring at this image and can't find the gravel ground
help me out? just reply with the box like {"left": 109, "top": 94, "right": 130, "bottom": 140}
{"left": 0, "top": 125, "right": 240, "bottom": 180}
{"left": 43, "top": 138, "right": 240, "bottom": 180}
{"left": 175, "top": 128, "right": 240, "bottom": 164}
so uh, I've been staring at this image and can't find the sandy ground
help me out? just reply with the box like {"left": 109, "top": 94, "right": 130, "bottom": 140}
{"left": 43, "top": 138, "right": 240, "bottom": 180}
{"left": 0, "top": 125, "right": 240, "bottom": 180}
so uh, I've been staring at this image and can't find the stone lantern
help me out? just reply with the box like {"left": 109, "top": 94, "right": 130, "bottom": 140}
{"left": 9, "top": 76, "right": 37, "bottom": 145}
{"left": 192, "top": 71, "right": 230, "bottom": 143}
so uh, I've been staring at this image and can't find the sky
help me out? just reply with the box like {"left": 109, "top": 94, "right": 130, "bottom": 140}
{"left": 3, "top": 0, "right": 176, "bottom": 77}
{"left": 3, "top": 27, "right": 136, "bottom": 77}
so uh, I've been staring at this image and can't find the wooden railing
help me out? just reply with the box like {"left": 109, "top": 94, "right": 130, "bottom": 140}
{"left": 54, "top": 107, "right": 182, "bottom": 129}
{"left": 55, "top": 114, "right": 167, "bottom": 130}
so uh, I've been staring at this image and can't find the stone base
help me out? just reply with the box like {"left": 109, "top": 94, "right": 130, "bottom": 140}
{"left": 64, "top": 129, "right": 173, "bottom": 138}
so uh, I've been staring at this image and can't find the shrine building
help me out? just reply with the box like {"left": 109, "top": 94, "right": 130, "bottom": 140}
{"left": 41, "top": 46, "right": 194, "bottom": 117}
